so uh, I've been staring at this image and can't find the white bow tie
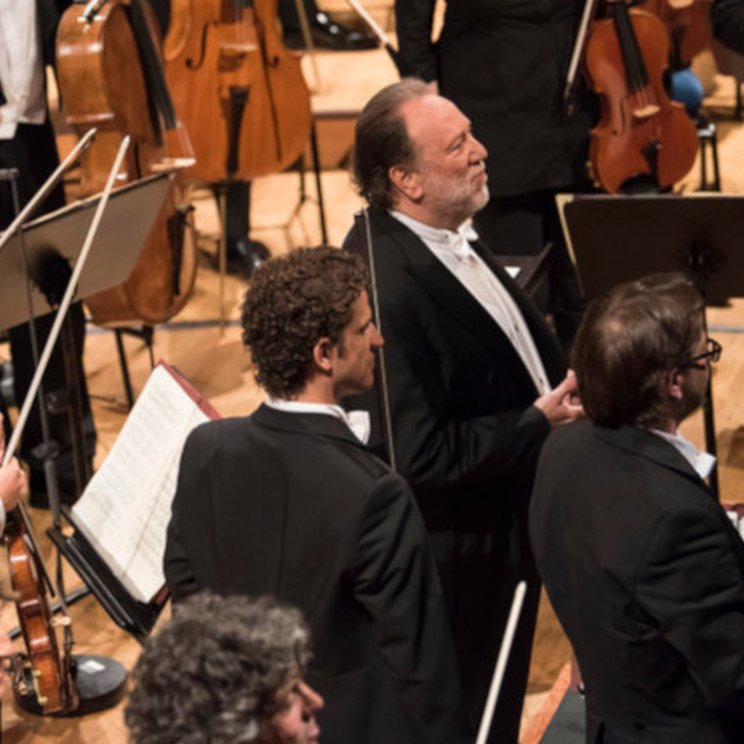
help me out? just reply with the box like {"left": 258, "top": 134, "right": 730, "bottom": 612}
{"left": 450, "top": 224, "right": 480, "bottom": 261}
{"left": 345, "top": 410, "right": 371, "bottom": 444}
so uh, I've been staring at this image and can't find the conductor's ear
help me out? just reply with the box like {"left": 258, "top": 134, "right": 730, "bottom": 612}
{"left": 389, "top": 164, "right": 424, "bottom": 202}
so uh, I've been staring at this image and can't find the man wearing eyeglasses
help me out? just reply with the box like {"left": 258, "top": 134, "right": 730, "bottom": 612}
{"left": 530, "top": 272, "right": 744, "bottom": 744}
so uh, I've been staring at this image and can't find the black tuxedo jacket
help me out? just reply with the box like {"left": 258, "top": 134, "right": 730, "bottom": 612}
{"left": 530, "top": 421, "right": 744, "bottom": 744}
{"left": 344, "top": 209, "right": 565, "bottom": 739}
{"left": 164, "top": 405, "right": 470, "bottom": 744}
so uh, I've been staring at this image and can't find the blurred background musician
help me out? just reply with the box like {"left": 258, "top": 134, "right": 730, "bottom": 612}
{"left": 712, "top": 0, "right": 744, "bottom": 54}
{"left": 0, "top": 0, "right": 95, "bottom": 508}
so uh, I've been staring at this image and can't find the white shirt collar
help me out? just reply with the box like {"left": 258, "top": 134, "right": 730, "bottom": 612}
{"left": 650, "top": 428, "right": 716, "bottom": 479}
{"left": 390, "top": 210, "right": 479, "bottom": 258}
{"left": 265, "top": 398, "right": 370, "bottom": 444}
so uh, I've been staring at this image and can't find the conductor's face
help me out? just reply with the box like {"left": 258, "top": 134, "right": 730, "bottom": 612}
{"left": 398, "top": 94, "right": 489, "bottom": 230}
{"left": 332, "top": 290, "right": 384, "bottom": 399}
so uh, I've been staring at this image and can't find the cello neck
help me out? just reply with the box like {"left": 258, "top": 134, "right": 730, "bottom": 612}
{"left": 128, "top": 0, "right": 178, "bottom": 132}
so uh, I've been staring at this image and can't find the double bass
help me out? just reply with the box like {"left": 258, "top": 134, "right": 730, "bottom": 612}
{"left": 55, "top": 0, "right": 198, "bottom": 325}
{"left": 162, "top": 0, "right": 312, "bottom": 183}
{"left": 583, "top": 0, "right": 700, "bottom": 193}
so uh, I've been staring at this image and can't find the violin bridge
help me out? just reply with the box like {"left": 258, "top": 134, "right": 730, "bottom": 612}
{"left": 632, "top": 104, "right": 661, "bottom": 121}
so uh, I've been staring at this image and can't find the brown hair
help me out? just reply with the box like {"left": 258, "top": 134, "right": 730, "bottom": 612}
{"left": 352, "top": 78, "right": 429, "bottom": 211}
{"left": 572, "top": 272, "right": 705, "bottom": 429}
{"left": 241, "top": 247, "right": 368, "bottom": 398}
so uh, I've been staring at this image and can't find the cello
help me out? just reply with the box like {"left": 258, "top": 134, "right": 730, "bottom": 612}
{"left": 584, "top": 0, "right": 700, "bottom": 193}
{"left": 162, "top": 0, "right": 312, "bottom": 183}
{"left": 55, "top": 0, "right": 198, "bottom": 325}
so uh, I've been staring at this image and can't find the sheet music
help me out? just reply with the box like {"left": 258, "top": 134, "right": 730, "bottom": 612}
{"left": 72, "top": 365, "right": 210, "bottom": 603}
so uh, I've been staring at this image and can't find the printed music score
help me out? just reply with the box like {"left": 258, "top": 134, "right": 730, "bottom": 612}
{"left": 70, "top": 363, "right": 219, "bottom": 603}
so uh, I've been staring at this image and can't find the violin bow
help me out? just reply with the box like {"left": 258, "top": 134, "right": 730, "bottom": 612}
{"left": 357, "top": 209, "right": 397, "bottom": 471}
{"left": 564, "top": 0, "right": 600, "bottom": 114}
{"left": 2, "top": 134, "right": 130, "bottom": 582}
{"left": 346, "top": 0, "right": 401, "bottom": 73}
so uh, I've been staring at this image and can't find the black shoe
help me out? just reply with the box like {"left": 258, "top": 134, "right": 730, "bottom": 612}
{"left": 284, "top": 12, "right": 377, "bottom": 51}
{"left": 226, "top": 238, "right": 270, "bottom": 278}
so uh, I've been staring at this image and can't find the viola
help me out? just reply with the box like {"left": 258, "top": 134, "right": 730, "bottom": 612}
{"left": 162, "top": 0, "right": 312, "bottom": 183}
{"left": 55, "top": 0, "right": 198, "bottom": 325}
{"left": 4, "top": 508, "right": 78, "bottom": 714}
{"left": 584, "top": 0, "right": 699, "bottom": 193}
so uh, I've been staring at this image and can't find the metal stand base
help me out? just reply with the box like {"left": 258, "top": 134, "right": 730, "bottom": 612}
{"left": 14, "top": 654, "right": 127, "bottom": 717}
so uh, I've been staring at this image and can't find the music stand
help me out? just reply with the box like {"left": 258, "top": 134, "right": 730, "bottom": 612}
{"left": 556, "top": 192, "right": 744, "bottom": 501}
{"left": 0, "top": 170, "right": 173, "bottom": 714}
{"left": 1, "top": 173, "right": 173, "bottom": 331}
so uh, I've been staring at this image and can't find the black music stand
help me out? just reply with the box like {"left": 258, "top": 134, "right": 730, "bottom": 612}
{"left": 556, "top": 192, "right": 744, "bottom": 501}
{"left": 1, "top": 173, "right": 173, "bottom": 330}
{"left": 0, "top": 173, "right": 173, "bottom": 714}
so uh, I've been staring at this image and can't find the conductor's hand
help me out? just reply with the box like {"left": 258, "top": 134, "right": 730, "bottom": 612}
{"left": 534, "top": 370, "right": 584, "bottom": 429}
{"left": 0, "top": 458, "right": 26, "bottom": 513}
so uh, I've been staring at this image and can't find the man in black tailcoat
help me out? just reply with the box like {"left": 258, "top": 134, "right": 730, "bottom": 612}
{"left": 344, "top": 79, "right": 584, "bottom": 743}
{"left": 164, "top": 247, "right": 471, "bottom": 744}
{"left": 531, "top": 273, "right": 744, "bottom": 743}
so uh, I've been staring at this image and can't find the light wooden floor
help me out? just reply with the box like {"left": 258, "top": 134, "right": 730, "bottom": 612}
{"left": 3, "top": 35, "right": 744, "bottom": 743}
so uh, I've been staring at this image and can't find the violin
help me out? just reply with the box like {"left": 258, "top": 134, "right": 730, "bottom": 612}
{"left": 4, "top": 508, "right": 78, "bottom": 714}
{"left": 584, "top": 0, "right": 699, "bottom": 193}
{"left": 162, "top": 0, "right": 312, "bottom": 183}
{"left": 55, "top": 0, "right": 198, "bottom": 325}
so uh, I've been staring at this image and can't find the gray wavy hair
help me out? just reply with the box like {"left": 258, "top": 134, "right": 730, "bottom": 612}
{"left": 125, "top": 592, "right": 310, "bottom": 744}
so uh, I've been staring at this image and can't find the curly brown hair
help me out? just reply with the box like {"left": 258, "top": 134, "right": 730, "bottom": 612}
{"left": 241, "top": 247, "right": 368, "bottom": 398}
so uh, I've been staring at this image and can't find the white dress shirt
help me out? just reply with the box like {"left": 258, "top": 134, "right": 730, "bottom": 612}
{"left": 391, "top": 210, "right": 551, "bottom": 395}
{"left": 265, "top": 398, "right": 371, "bottom": 444}
{"left": 650, "top": 428, "right": 716, "bottom": 480}
{"left": 0, "top": 0, "right": 46, "bottom": 140}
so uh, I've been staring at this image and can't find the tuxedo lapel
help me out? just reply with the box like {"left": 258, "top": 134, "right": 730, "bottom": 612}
{"left": 369, "top": 210, "right": 530, "bottom": 358}
{"left": 471, "top": 239, "right": 566, "bottom": 384}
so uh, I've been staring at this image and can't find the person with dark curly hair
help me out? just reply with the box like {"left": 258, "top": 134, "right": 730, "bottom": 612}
{"left": 125, "top": 592, "right": 322, "bottom": 744}
{"left": 164, "top": 247, "right": 471, "bottom": 744}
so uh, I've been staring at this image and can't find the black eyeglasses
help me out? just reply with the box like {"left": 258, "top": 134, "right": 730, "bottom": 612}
{"left": 681, "top": 337, "right": 722, "bottom": 369}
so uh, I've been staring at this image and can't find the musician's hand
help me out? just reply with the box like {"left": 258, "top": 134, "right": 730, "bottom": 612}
{"left": 0, "top": 631, "right": 13, "bottom": 697}
{"left": 0, "top": 458, "right": 26, "bottom": 513}
{"left": 534, "top": 370, "right": 585, "bottom": 428}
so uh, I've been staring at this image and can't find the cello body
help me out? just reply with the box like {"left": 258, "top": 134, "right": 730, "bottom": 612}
{"left": 585, "top": 3, "right": 699, "bottom": 193}
{"left": 163, "top": 0, "right": 312, "bottom": 182}
{"left": 56, "top": 0, "right": 197, "bottom": 325}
